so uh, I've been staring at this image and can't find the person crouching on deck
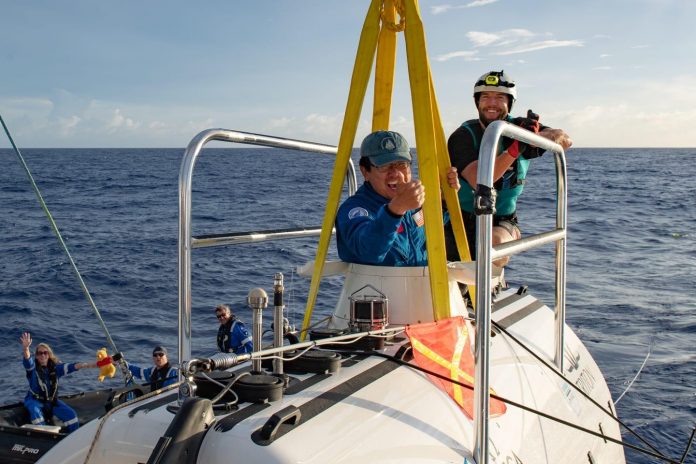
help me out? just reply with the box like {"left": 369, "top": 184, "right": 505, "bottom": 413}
{"left": 335, "top": 130, "right": 460, "bottom": 266}
{"left": 127, "top": 345, "right": 178, "bottom": 392}
{"left": 20, "top": 331, "right": 97, "bottom": 432}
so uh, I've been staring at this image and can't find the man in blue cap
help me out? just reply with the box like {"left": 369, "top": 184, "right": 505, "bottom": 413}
{"left": 335, "top": 130, "right": 459, "bottom": 266}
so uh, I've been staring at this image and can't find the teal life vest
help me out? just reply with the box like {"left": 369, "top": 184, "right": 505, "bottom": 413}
{"left": 456, "top": 119, "right": 530, "bottom": 216}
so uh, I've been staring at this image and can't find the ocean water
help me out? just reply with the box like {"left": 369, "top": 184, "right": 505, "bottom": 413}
{"left": 0, "top": 145, "right": 694, "bottom": 463}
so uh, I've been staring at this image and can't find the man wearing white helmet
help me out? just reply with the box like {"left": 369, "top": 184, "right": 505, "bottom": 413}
{"left": 445, "top": 70, "right": 572, "bottom": 266}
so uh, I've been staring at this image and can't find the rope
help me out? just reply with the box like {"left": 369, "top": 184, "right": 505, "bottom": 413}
{"left": 679, "top": 427, "right": 695, "bottom": 463}
{"left": 350, "top": 350, "right": 681, "bottom": 464}
{"left": 615, "top": 337, "right": 653, "bottom": 404}
{"left": 0, "top": 113, "right": 135, "bottom": 388}
{"left": 490, "top": 320, "right": 665, "bottom": 458}
{"left": 297, "top": 314, "right": 333, "bottom": 335}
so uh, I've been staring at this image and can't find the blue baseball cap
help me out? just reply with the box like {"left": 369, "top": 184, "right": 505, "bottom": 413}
{"left": 359, "top": 131, "right": 412, "bottom": 167}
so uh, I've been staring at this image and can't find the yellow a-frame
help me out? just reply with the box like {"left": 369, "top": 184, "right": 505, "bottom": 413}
{"left": 301, "top": 0, "right": 473, "bottom": 338}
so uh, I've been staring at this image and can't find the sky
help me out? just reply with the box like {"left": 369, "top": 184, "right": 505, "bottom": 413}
{"left": 1, "top": 0, "right": 695, "bottom": 148}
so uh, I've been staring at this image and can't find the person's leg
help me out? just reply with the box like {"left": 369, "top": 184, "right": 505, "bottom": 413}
{"left": 492, "top": 219, "right": 521, "bottom": 267}
{"left": 52, "top": 400, "right": 79, "bottom": 432}
{"left": 23, "top": 397, "right": 47, "bottom": 425}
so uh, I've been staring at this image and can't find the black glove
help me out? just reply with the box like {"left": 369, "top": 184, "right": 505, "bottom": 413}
{"left": 510, "top": 109, "right": 540, "bottom": 134}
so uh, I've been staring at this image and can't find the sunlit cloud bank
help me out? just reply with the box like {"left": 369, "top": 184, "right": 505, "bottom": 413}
{"left": 1, "top": 93, "right": 224, "bottom": 147}
{"left": 543, "top": 75, "right": 696, "bottom": 147}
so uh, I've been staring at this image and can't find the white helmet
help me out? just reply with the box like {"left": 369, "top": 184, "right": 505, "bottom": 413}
{"left": 473, "top": 70, "right": 517, "bottom": 109}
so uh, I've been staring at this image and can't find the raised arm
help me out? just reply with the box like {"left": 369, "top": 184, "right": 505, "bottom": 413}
{"left": 20, "top": 332, "right": 32, "bottom": 360}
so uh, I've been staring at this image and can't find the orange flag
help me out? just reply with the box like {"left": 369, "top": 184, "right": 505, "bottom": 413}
{"left": 405, "top": 316, "right": 506, "bottom": 419}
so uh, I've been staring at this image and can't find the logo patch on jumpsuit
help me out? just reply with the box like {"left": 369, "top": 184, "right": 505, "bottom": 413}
{"left": 348, "top": 207, "right": 369, "bottom": 220}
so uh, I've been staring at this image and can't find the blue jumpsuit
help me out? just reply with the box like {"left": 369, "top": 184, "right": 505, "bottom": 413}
{"left": 23, "top": 356, "right": 80, "bottom": 432}
{"left": 335, "top": 182, "right": 429, "bottom": 266}
{"left": 128, "top": 363, "right": 178, "bottom": 391}
{"left": 217, "top": 318, "right": 253, "bottom": 354}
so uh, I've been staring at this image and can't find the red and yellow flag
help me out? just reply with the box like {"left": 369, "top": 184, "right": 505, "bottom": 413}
{"left": 406, "top": 316, "right": 506, "bottom": 419}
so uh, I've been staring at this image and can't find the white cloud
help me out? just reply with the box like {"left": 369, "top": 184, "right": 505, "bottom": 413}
{"left": 466, "top": 31, "right": 501, "bottom": 47}
{"left": 57, "top": 116, "right": 82, "bottom": 136}
{"left": 593, "top": 66, "right": 613, "bottom": 71}
{"left": 269, "top": 117, "right": 294, "bottom": 128}
{"left": 467, "top": 29, "right": 534, "bottom": 47}
{"left": 431, "top": 0, "right": 498, "bottom": 15}
{"left": 389, "top": 115, "right": 415, "bottom": 136}
{"left": 431, "top": 5, "right": 452, "bottom": 14}
{"left": 453, "top": 29, "right": 582, "bottom": 58}
{"left": 434, "top": 50, "right": 480, "bottom": 62}
{"left": 106, "top": 109, "right": 139, "bottom": 133}
{"left": 600, "top": 54, "right": 611, "bottom": 58}
{"left": 302, "top": 113, "right": 342, "bottom": 137}
{"left": 264, "top": 113, "right": 342, "bottom": 140}
{"left": 466, "top": 0, "right": 499, "bottom": 7}
{"left": 494, "top": 40, "right": 583, "bottom": 55}
{"left": 148, "top": 121, "right": 167, "bottom": 130}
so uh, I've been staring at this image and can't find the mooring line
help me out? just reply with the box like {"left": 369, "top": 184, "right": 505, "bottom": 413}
{"left": 615, "top": 337, "right": 653, "bottom": 404}
{"left": 491, "top": 319, "right": 665, "bottom": 457}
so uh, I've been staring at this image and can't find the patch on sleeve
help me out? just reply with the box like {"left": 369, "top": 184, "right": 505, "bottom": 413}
{"left": 412, "top": 209, "right": 424, "bottom": 227}
{"left": 348, "top": 207, "right": 369, "bottom": 220}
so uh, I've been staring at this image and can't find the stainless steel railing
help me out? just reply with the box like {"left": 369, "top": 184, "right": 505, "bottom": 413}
{"left": 473, "top": 121, "right": 567, "bottom": 464}
{"left": 177, "top": 129, "right": 356, "bottom": 391}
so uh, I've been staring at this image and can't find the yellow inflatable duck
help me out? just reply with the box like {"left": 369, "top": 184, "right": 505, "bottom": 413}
{"left": 96, "top": 347, "right": 116, "bottom": 382}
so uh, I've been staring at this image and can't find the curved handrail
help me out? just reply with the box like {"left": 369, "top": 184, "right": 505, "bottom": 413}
{"left": 473, "top": 121, "right": 567, "bottom": 464}
{"left": 177, "top": 129, "right": 357, "bottom": 400}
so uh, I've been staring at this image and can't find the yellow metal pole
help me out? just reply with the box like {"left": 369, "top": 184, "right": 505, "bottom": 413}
{"left": 403, "top": 0, "right": 450, "bottom": 319}
{"left": 300, "top": 0, "right": 382, "bottom": 340}
{"left": 428, "top": 74, "right": 471, "bottom": 262}
{"left": 427, "top": 55, "right": 476, "bottom": 309}
{"left": 373, "top": 0, "right": 397, "bottom": 131}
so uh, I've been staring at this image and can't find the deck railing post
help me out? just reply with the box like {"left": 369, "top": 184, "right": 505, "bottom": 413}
{"left": 474, "top": 122, "right": 566, "bottom": 463}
